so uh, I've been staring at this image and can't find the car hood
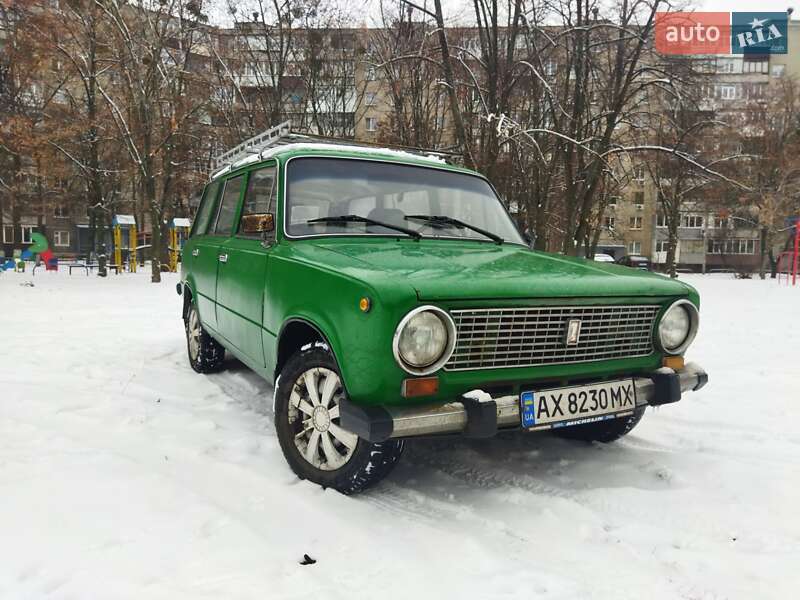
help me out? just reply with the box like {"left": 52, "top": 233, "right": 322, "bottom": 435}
{"left": 302, "top": 239, "right": 692, "bottom": 301}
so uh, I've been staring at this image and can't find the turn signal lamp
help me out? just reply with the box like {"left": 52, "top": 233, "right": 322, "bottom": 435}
{"left": 401, "top": 377, "right": 439, "bottom": 398}
{"left": 663, "top": 355, "right": 685, "bottom": 370}
{"left": 359, "top": 297, "right": 371, "bottom": 312}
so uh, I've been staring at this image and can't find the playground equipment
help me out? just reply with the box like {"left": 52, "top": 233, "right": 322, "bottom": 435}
{"left": 777, "top": 220, "right": 800, "bottom": 286}
{"left": 168, "top": 218, "right": 191, "bottom": 272}
{"left": 112, "top": 214, "right": 137, "bottom": 273}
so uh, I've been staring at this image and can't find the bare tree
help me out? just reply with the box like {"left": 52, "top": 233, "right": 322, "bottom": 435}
{"left": 736, "top": 76, "right": 800, "bottom": 278}
{"left": 0, "top": 0, "right": 69, "bottom": 252}
{"left": 99, "top": 0, "right": 209, "bottom": 282}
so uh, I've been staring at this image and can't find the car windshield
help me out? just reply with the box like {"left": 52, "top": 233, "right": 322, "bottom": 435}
{"left": 285, "top": 157, "right": 526, "bottom": 245}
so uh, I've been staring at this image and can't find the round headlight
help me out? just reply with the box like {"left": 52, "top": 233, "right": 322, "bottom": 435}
{"left": 393, "top": 306, "right": 457, "bottom": 375}
{"left": 658, "top": 300, "right": 699, "bottom": 355}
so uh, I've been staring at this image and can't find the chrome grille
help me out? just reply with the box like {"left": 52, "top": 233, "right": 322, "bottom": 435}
{"left": 445, "top": 305, "right": 659, "bottom": 371}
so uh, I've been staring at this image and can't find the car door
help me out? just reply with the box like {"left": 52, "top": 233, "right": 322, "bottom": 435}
{"left": 197, "top": 174, "right": 246, "bottom": 332}
{"left": 216, "top": 164, "right": 277, "bottom": 367}
{"left": 186, "top": 179, "right": 223, "bottom": 331}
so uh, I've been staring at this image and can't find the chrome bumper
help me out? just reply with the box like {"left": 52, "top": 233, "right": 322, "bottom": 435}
{"left": 340, "top": 363, "right": 708, "bottom": 442}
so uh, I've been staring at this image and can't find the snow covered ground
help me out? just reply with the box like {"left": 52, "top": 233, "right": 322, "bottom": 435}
{"left": 1, "top": 269, "right": 798, "bottom": 599}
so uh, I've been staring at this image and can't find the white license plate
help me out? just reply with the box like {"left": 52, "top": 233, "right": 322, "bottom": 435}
{"left": 520, "top": 379, "right": 637, "bottom": 430}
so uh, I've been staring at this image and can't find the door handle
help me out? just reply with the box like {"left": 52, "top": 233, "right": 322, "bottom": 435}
{"left": 218, "top": 254, "right": 228, "bottom": 263}
{"left": 191, "top": 248, "right": 200, "bottom": 257}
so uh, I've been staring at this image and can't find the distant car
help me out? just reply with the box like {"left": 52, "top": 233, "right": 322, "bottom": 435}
{"left": 617, "top": 255, "right": 652, "bottom": 270}
{"left": 593, "top": 253, "right": 615, "bottom": 263}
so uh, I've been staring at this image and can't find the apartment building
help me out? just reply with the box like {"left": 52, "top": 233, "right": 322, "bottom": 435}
{"left": 598, "top": 19, "right": 799, "bottom": 271}
{"left": 2, "top": 8, "right": 797, "bottom": 265}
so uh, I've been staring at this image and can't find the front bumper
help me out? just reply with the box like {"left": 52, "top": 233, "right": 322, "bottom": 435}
{"left": 340, "top": 362, "right": 708, "bottom": 442}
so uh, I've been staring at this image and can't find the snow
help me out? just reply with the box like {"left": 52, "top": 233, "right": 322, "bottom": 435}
{"left": 463, "top": 389, "right": 495, "bottom": 403}
{"left": 1, "top": 270, "right": 799, "bottom": 599}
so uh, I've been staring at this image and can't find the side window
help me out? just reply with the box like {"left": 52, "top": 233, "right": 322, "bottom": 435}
{"left": 238, "top": 165, "right": 277, "bottom": 238}
{"left": 191, "top": 180, "right": 221, "bottom": 237}
{"left": 213, "top": 175, "right": 244, "bottom": 236}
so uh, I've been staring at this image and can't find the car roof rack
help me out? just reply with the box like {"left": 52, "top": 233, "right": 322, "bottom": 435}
{"left": 211, "top": 120, "right": 460, "bottom": 175}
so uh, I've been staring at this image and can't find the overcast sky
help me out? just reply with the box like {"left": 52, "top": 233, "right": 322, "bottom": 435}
{"left": 207, "top": 0, "right": 799, "bottom": 28}
{"left": 700, "top": 0, "right": 796, "bottom": 12}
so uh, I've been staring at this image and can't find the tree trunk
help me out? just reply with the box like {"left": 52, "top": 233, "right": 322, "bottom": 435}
{"left": 432, "top": 0, "right": 472, "bottom": 168}
{"left": 758, "top": 226, "right": 768, "bottom": 280}
{"left": 666, "top": 223, "right": 679, "bottom": 278}
{"left": 144, "top": 175, "right": 161, "bottom": 283}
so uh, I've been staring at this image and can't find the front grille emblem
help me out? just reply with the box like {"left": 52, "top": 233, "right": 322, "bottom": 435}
{"left": 565, "top": 319, "right": 582, "bottom": 346}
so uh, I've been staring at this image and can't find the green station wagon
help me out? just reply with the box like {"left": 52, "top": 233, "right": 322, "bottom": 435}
{"left": 179, "top": 137, "right": 708, "bottom": 494}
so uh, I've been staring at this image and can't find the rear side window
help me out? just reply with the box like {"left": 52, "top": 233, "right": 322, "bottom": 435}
{"left": 191, "top": 180, "right": 221, "bottom": 237}
{"left": 239, "top": 165, "right": 277, "bottom": 238}
{"left": 213, "top": 175, "right": 244, "bottom": 236}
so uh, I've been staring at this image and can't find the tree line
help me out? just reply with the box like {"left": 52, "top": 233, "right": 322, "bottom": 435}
{"left": 1, "top": 0, "right": 798, "bottom": 282}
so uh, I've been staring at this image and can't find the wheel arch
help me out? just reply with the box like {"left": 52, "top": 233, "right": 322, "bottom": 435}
{"left": 275, "top": 317, "right": 342, "bottom": 381}
{"left": 181, "top": 280, "right": 195, "bottom": 320}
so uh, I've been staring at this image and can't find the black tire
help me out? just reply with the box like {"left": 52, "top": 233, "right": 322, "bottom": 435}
{"left": 185, "top": 303, "right": 225, "bottom": 374}
{"left": 553, "top": 407, "right": 646, "bottom": 443}
{"left": 275, "top": 347, "right": 404, "bottom": 494}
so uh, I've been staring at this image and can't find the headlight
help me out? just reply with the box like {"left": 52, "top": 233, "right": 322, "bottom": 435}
{"left": 393, "top": 306, "right": 457, "bottom": 375}
{"left": 657, "top": 300, "right": 699, "bottom": 355}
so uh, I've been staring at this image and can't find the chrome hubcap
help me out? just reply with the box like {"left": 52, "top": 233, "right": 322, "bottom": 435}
{"left": 289, "top": 367, "right": 358, "bottom": 471}
{"left": 188, "top": 309, "right": 201, "bottom": 360}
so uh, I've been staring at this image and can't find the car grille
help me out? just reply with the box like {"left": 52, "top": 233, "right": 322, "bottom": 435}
{"left": 445, "top": 305, "right": 659, "bottom": 371}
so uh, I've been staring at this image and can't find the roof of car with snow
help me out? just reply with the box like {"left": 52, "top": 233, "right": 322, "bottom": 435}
{"left": 210, "top": 142, "right": 471, "bottom": 181}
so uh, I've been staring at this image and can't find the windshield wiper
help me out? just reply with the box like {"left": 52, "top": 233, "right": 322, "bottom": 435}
{"left": 307, "top": 215, "right": 422, "bottom": 240}
{"left": 405, "top": 215, "right": 504, "bottom": 245}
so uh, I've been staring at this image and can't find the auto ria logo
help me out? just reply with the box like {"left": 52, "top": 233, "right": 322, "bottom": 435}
{"left": 655, "top": 12, "right": 788, "bottom": 55}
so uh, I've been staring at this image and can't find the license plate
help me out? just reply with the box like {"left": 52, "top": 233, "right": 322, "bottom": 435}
{"left": 520, "top": 379, "right": 637, "bottom": 430}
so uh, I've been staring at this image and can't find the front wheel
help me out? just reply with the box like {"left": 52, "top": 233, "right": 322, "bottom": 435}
{"left": 553, "top": 407, "right": 646, "bottom": 443}
{"left": 274, "top": 347, "right": 404, "bottom": 494}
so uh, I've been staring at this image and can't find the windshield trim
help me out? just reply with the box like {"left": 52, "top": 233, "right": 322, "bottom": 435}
{"left": 281, "top": 155, "right": 527, "bottom": 246}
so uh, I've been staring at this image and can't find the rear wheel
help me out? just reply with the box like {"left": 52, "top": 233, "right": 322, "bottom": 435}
{"left": 185, "top": 303, "right": 225, "bottom": 373}
{"left": 553, "top": 407, "right": 646, "bottom": 443}
{"left": 275, "top": 347, "right": 404, "bottom": 494}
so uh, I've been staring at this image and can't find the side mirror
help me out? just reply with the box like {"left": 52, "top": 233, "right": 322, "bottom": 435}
{"left": 241, "top": 213, "right": 275, "bottom": 236}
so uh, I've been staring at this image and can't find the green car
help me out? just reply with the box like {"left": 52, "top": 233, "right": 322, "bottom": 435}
{"left": 179, "top": 142, "right": 707, "bottom": 494}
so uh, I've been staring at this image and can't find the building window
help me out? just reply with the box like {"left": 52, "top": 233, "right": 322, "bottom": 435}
{"left": 656, "top": 214, "right": 667, "bottom": 228}
{"left": 681, "top": 214, "right": 704, "bottom": 228}
{"left": 629, "top": 216, "right": 643, "bottom": 230}
{"left": 707, "top": 239, "right": 757, "bottom": 255}
{"left": 742, "top": 58, "right": 768, "bottom": 74}
{"left": 365, "top": 65, "right": 377, "bottom": 81}
{"left": 54, "top": 230, "right": 70, "bottom": 247}
{"left": 655, "top": 240, "right": 669, "bottom": 253}
{"left": 365, "top": 92, "right": 377, "bottom": 106}
{"left": 21, "top": 226, "right": 34, "bottom": 244}
{"left": 629, "top": 241, "right": 642, "bottom": 255}
{"left": 544, "top": 59, "right": 557, "bottom": 77}
{"left": 632, "top": 166, "right": 645, "bottom": 182}
{"left": 713, "top": 217, "right": 729, "bottom": 229}
{"left": 633, "top": 191, "right": 644, "bottom": 209}
{"left": 2, "top": 225, "right": 13, "bottom": 243}
{"left": 607, "top": 196, "right": 619, "bottom": 208}
{"left": 716, "top": 58, "right": 738, "bottom": 73}
{"left": 772, "top": 64, "right": 785, "bottom": 78}
{"left": 365, "top": 117, "right": 377, "bottom": 132}
{"left": 54, "top": 204, "right": 68, "bottom": 218}
{"left": 604, "top": 216, "right": 615, "bottom": 229}
{"left": 717, "top": 85, "right": 738, "bottom": 100}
